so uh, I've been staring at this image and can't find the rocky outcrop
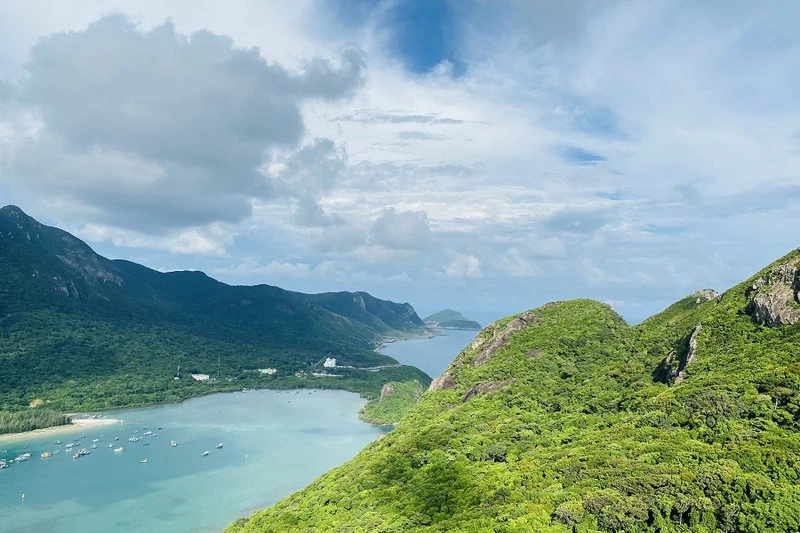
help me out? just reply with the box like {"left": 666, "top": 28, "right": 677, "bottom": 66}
{"left": 692, "top": 289, "right": 720, "bottom": 304}
{"left": 380, "top": 384, "right": 395, "bottom": 399}
{"left": 663, "top": 324, "right": 702, "bottom": 384}
{"left": 428, "top": 371, "right": 456, "bottom": 391}
{"left": 745, "top": 257, "right": 800, "bottom": 327}
{"left": 462, "top": 379, "right": 517, "bottom": 402}
{"left": 470, "top": 311, "right": 539, "bottom": 367}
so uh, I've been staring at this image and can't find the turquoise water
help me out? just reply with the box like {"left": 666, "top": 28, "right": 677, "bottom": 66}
{"left": 380, "top": 329, "right": 478, "bottom": 378}
{"left": 0, "top": 390, "right": 388, "bottom": 533}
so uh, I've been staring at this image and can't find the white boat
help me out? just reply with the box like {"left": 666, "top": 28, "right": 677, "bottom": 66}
{"left": 201, "top": 450, "right": 210, "bottom": 457}
{"left": 216, "top": 443, "right": 223, "bottom": 449}
{"left": 140, "top": 458, "right": 148, "bottom": 463}
{"left": 170, "top": 440, "right": 177, "bottom": 447}
{"left": 113, "top": 447, "right": 124, "bottom": 453}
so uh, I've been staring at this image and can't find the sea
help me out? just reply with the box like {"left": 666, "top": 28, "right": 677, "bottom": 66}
{"left": 0, "top": 330, "right": 478, "bottom": 533}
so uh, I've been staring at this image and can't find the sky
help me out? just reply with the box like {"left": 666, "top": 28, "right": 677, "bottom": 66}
{"left": 1, "top": 0, "right": 799, "bottom": 324}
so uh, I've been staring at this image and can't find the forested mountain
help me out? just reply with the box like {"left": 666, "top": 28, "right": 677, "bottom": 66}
{"left": 0, "top": 205, "right": 428, "bottom": 414}
{"left": 229, "top": 249, "right": 800, "bottom": 532}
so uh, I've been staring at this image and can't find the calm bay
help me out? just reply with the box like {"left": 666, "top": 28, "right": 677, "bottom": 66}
{"left": 0, "top": 389, "right": 388, "bottom": 533}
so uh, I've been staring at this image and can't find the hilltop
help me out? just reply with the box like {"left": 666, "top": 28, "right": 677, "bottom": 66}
{"left": 229, "top": 249, "right": 800, "bottom": 532}
{"left": 423, "top": 309, "right": 482, "bottom": 330}
{"left": 0, "top": 205, "right": 430, "bottom": 420}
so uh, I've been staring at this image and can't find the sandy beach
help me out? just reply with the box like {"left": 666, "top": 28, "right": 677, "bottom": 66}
{"left": 0, "top": 417, "right": 121, "bottom": 445}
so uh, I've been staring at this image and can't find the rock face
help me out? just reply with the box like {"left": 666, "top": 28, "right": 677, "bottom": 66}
{"left": 428, "top": 371, "right": 456, "bottom": 392}
{"left": 745, "top": 257, "right": 800, "bottom": 327}
{"left": 380, "top": 384, "right": 395, "bottom": 399}
{"left": 663, "top": 324, "right": 703, "bottom": 384}
{"left": 692, "top": 289, "right": 720, "bottom": 304}
{"left": 470, "top": 311, "right": 539, "bottom": 367}
{"left": 462, "top": 380, "right": 517, "bottom": 402}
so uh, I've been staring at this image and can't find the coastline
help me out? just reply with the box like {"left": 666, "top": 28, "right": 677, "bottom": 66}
{"left": 0, "top": 417, "right": 121, "bottom": 445}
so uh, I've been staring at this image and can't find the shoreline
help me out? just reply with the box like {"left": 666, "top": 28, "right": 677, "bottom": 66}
{"left": 0, "top": 417, "right": 121, "bottom": 445}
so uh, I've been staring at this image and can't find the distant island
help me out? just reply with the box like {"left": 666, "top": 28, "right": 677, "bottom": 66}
{"left": 423, "top": 309, "right": 482, "bottom": 330}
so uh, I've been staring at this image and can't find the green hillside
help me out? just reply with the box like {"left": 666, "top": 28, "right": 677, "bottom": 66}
{"left": 229, "top": 250, "right": 800, "bottom": 532}
{"left": 0, "top": 205, "right": 429, "bottom": 421}
{"left": 424, "top": 309, "right": 481, "bottom": 330}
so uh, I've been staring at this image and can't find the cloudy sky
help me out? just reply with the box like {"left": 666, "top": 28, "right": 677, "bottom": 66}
{"left": 1, "top": 0, "right": 799, "bottom": 323}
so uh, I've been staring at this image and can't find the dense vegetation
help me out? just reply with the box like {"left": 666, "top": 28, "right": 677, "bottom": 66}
{"left": 0, "top": 205, "right": 428, "bottom": 430}
{"left": 0, "top": 409, "right": 71, "bottom": 434}
{"left": 229, "top": 250, "right": 800, "bottom": 533}
{"left": 360, "top": 380, "right": 426, "bottom": 425}
{"left": 424, "top": 309, "right": 482, "bottom": 330}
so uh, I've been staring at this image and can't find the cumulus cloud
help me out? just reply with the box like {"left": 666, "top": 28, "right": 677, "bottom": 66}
{"left": 0, "top": 13, "right": 365, "bottom": 235}
{"left": 443, "top": 252, "right": 482, "bottom": 279}
{"left": 368, "top": 208, "right": 430, "bottom": 250}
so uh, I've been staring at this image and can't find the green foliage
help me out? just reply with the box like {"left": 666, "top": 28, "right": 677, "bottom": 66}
{"left": 0, "top": 409, "right": 71, "bottom": 434}
{"left": 0, "top": 206, "right": 429, "bottom": 432}
{"left": 424, "top": 309, "right": 482, "bottom": 330}
{"left": 360, "top": 380, "right": 425, "bottom": 425}
{"left": 230, "top": 251, "right": 800, "bottom": 533}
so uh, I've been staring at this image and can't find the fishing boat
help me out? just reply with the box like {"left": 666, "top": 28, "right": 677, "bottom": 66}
{"left": 52, "top": 440, "right": 62, "bottom": 445}
{"left": 113, "top": 447, "right": 124, "bottom": 453}
{"left": 216, "top": 443, "right": 224, "bottom": 449}
{"left": 170, "top": 440, "right": 177, "bottom": 447}
{"left": 108, "top": 443, "right": 113, "bottom": 448}
{"left": 140, "top": 458, "right": 148, "bottom": 463}
{"left": 201, "top": 450, "right": 210, "bottom": 457}
{"left": 40, "top": 452, "right": 52, "bottom": 458}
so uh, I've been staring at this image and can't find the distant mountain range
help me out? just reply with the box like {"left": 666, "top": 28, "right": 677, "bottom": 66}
{"left": 230, "top": 248, "right": 800, "bottom": 533}
{"left": 423, "top": 309, "right": 481, "bottom": 330}
{"left": 0, "top": 205, "right": 428, "bottom": 413}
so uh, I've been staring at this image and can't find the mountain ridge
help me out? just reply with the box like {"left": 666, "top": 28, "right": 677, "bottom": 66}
{"left": 0, "top": 205, "right": 430, "bottom": 415}
{"left": 229, "top": 248, "right": 800, "bottom": 533}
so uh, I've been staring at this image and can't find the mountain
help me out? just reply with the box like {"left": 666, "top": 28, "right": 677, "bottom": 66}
{"left": 0, "top": 205, "right": 429, "bottom": 414}
{"left": 424, "top": 309, "right": 481, "bottom": 330}
{"left": 228, "top": 249, "right": 800, "bottom": 533}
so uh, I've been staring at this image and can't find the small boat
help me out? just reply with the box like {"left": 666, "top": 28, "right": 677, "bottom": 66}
{"left": 72, "top": 453, "right": 80, "bottom": 460}
{"left": 170, "top": 440, "right": 177, "bottom": 447}
{"left": 92, "top": 439, "right": 100, "bottom": 443}
{"left": 91, "top": 444, "right": 97, "bottom": 449}
{"left": 108, "top": 443, "right": 113, "bottom": 448}
{"left": 53, "top": 440, "right": 62, "bottom": 445}
{"left": 201, "top": 450, "right": 210, "bottom": 457}
{"left": 216, "top": 443, "right": 224, "bottom": 449}
{"left": 113, "top": 447, "right": 124, "bottom": 453}
{"left": 41, "top": 452, "right": 52, "bottom": 458}
{"left": 14, "top": 453, "right": 31, "bottom": 462}
{"left": 140, "top": 458, "right": 148, "bottom": 463}
{"left": 114, "top": 437, "right": 120, "bottom": 441}
{"left": 142, "top": 442, "right": 150, "bottom": 446}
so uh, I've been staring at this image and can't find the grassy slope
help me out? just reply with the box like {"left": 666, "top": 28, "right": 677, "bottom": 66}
{"left": 229, "top": 250, "right": 800, "bottom": 533}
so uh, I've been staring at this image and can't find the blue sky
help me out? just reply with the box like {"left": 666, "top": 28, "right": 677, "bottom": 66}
{"left": 1, "top": 0, "right": 799, "bottom": 323}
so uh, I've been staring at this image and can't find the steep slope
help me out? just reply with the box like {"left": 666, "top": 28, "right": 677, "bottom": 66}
{"left": 0, "top": 205, "right": 429, "bottom": 414}
{"left": 230, "top": 250, "right": 800, "bottom": 533}
{"left": 424, "top": 309, "right": 482, "bottom": 330}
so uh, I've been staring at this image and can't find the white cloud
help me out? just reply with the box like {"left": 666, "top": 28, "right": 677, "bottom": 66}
{"left": 443, "top": 252, "right": 482, "bottom": 279}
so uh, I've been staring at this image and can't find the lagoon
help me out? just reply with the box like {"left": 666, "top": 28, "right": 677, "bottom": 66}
{"left": 0, "top": 389, "right": 388, "bottom": 533}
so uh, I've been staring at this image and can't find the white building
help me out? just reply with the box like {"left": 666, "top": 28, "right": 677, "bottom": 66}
{"left": 258, "top": 368, "right": 278, "bottom": 375}
{"left": 323, "top": 358, "right": 336, "bottom": 368}
{"left": 191, "top": 373, "right": 210, "bottom": 381}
